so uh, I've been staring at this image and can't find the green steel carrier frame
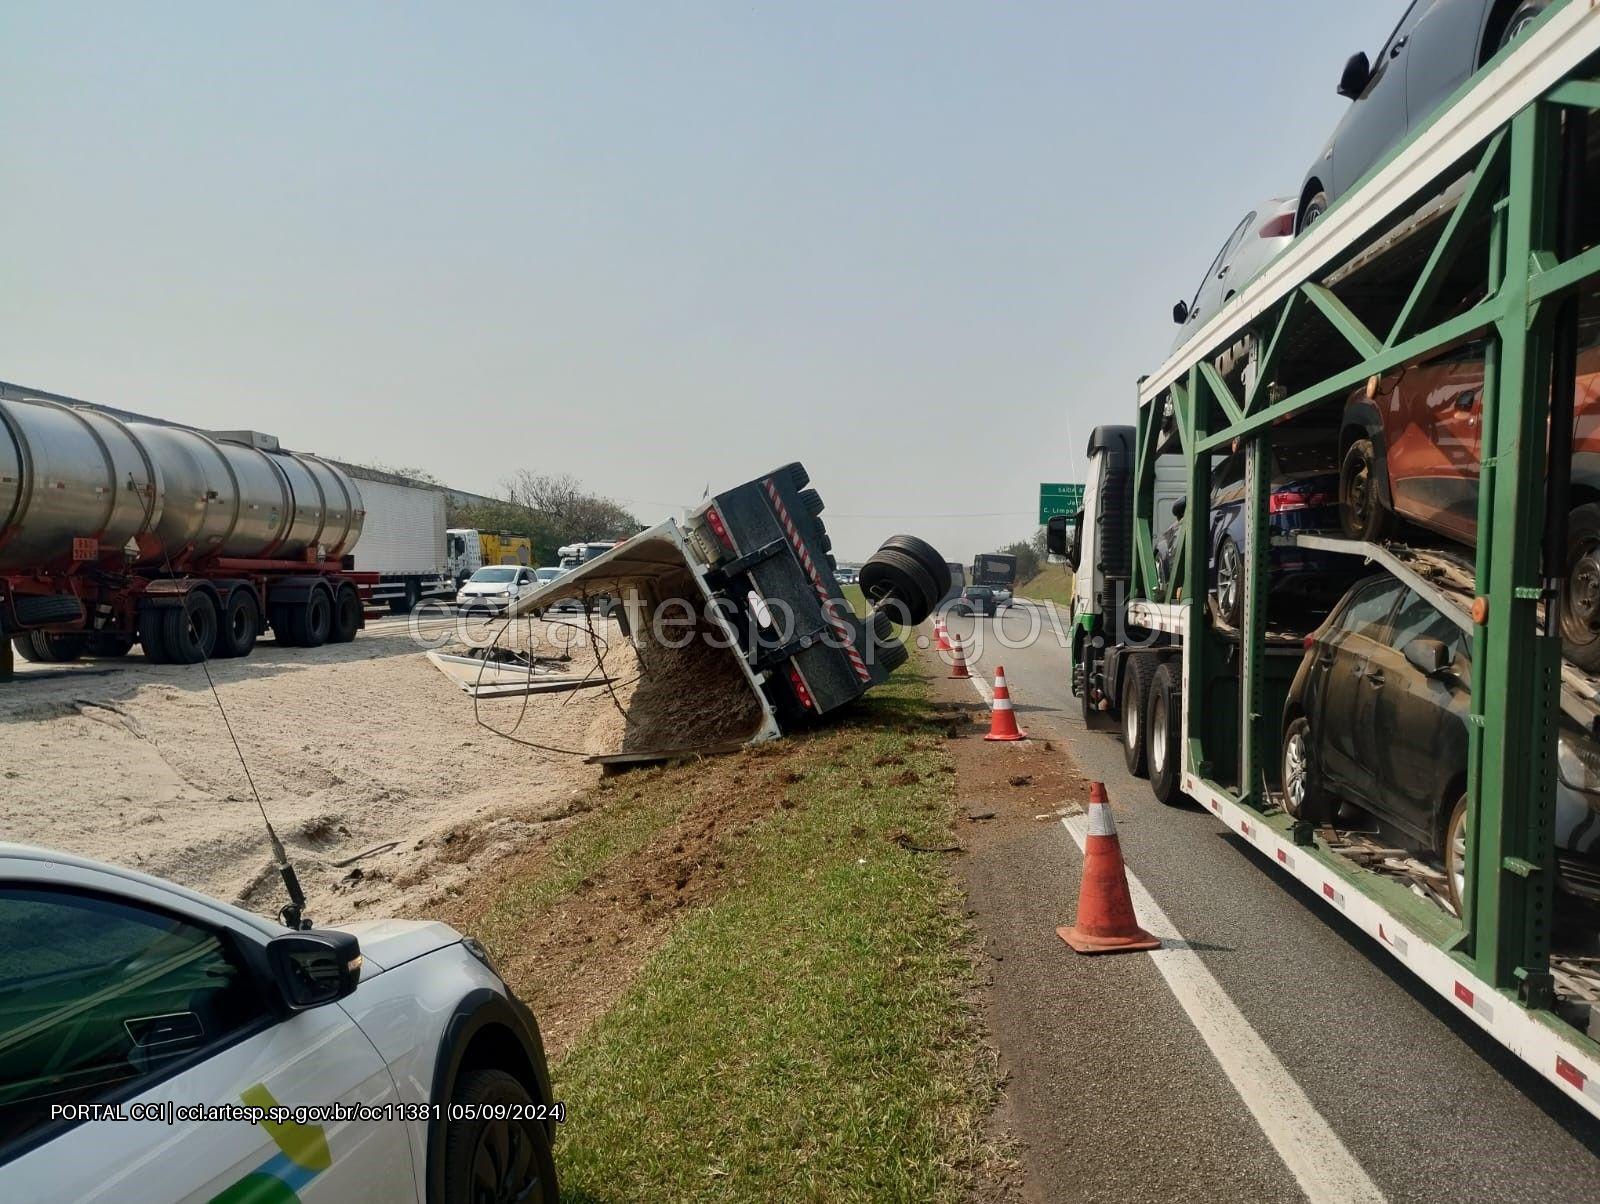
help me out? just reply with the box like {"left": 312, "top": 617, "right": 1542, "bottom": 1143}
{"left": 1130, "top": 0, "right": 1600, "bottom": 1117}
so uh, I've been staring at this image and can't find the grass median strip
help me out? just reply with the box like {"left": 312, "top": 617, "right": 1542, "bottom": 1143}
{"left": 458, "top": 666, "right": 999, "bottom": 1202}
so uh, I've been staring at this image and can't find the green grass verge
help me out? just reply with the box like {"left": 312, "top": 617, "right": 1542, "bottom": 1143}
{"left": 1019, "top": 564, "right": 1074, "bottom": 608}
{"left": 541, "top": 668, "right": 992, "bottom": 1202}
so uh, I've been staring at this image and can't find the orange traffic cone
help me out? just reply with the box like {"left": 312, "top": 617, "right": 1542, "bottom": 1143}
{"left": 1057, "top": 782, "right": 1161, "bottom": 954}
{"left": 949, "top": 634, "right": 971, "bottom": 679}
{"left": 984, "top": 666, "right": 1026, "bottom": 741}
{"left": 934, "top": 616, "right": 952, "bottom": 652}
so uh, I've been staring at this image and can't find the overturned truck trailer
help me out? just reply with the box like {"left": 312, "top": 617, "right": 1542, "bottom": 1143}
{"left": 505, "top": 462, "right": 949, "bottom": 761}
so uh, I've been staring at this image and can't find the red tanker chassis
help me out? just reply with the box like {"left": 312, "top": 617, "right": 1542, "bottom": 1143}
{"left": 0, "top": 397, "right": 378, "bottom": 667}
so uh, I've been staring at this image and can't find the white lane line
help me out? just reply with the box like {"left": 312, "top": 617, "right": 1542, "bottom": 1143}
{"left": 1059, "top": 813, "right": 1387, "bottom": 1204}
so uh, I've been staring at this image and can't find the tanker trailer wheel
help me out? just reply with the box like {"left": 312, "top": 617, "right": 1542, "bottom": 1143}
{"left": 279, "top": 588, "right": 333, "bottom": 648}
{"left": 160, "top": 592, "right": 219, "bottom": 665}
{"left": 214, "top": 589, "right": 261, "bottom": 659}
{"left": 11, "top": 631, "right": 88, "bottom": 663}
{"left": 329, "top": 585, "right": 362, "bottom": 644}
{"left": 139, "top": 607, "right": 173, "bottom": 664}
{"left": 858, "top": 548, "right": 939, "bottom": 626}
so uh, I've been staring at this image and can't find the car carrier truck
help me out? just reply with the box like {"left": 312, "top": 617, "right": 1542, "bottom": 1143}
{"left": 1052, "top": 0, "right": 1600, "bottom": 1119}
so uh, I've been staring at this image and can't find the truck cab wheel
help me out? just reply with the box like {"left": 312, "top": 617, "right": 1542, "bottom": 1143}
{"left": 12, "top": 631, "right": 88, "bottom": 663}
{"left": 214, "top": 590, "right": 261, "bottom": 659}
{"left": 1147, "top": 661, "right": 1188, "bottom": 807}
{"left": 1121, "top": 656, "right": 1156, "bottom": 778}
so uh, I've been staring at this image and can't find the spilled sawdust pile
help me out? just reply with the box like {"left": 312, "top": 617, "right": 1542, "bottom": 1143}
{"left": 0, "top": 610, "right": 766, "bottom": 925}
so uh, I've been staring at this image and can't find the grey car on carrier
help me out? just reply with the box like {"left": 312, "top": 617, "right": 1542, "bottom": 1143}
{"left": 1281, "top": 573, "right": 1600, "bottom": 912}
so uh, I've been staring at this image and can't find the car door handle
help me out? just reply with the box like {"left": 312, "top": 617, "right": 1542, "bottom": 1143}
{"left": 1390, "top": 36, "right": 1409, "bottom": 58}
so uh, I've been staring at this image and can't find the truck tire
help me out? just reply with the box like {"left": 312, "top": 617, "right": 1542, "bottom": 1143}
{"left": 139, "top": 608, "right": 172, "bottom": 664}
{"left": 778, "top": 461, "right": 809, "bottom": 491}
{"left": 1121, "top": 655, "right": 1156, "bottom": 778}
{"left": 1281, "top": 716, "right": 1335, "bottom": 824}
{"left": 1147, "top": 661, "right": 1187, "bottom": 807}
{"left": 878, "top": 535, "right": 952, "bottom": 598}
{"left": 329, "top": 585, "right": 362, "bottom": 644}
{"left": 442, "top": 1069, "right": 558, "bottom": 1204}
{"left": 8, "top": 593, "right": 86, "bottom": 632}
{"left": 878, "top": 637, "right": 909, "bottom": 673}
{"left": 279, "top": 588, "right": 333, "bottom": 648}
{"left": 859, "top": 549, "right": 939, "bottom": 626}
{"left": 160, "top": 593, "right": 219, "bottom": 665}
{"left": 11, "top": 631, "right": 88, "bottom": 663}
{"left": 214, "top": 589, "right": 261, "bottom": 659}
{"left": 798, "top": 487, "right": 824, "bottom": 518}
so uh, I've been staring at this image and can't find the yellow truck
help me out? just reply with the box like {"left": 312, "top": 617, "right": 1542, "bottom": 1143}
{"left": 446, "top": 528, "right": 533, "bottom": 584}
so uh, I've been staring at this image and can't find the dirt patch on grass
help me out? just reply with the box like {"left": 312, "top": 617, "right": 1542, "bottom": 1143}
{"left": 436, "top": 740, "right": 810, "bottom": 1059}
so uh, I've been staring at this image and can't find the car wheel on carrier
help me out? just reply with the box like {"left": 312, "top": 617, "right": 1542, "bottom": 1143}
{"left": 330, "top": 585, "right": 362, "bottom": 644}
{"left": 214, "top": 589, "right": 261, "bottom": 659}
{"left": 1281, "top": 716, "right": 1335, "bottom": 824}
{"left": 1500, "top": 2, "right": 1548, "bottom": 51}
{"left": 1560, "top": 503, "right": 1600, "bottom": 671}
{"left": 442, "top": 1068, "right": 558, "bottom": 1204}
{"left": 1299, "top": 188, "right": 1328, "bottom": 233}
{"left": 1214, "top": 536, "right": 1244, "bottom": 629}
{"left": 1442, "top": 794, "right": 1469, "bottom": 917}
{"left": 160, "top": 592, "right": 219, "bottom": 664}
{"left": 1122, "top": 656, "right": 1156, "bottom": 778}
{"left": 1339, "top": 438, "right": 1391, "bottom": 541}
{"left": 1147, "top": 661, "right": 1187, "bottom": 807}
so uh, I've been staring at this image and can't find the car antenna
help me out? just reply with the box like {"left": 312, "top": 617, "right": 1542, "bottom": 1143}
{"left": 136, "top": 473, "right": 313, "bottom": 930}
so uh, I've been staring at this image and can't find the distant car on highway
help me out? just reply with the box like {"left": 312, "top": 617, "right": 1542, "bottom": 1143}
{"left": 0, "top": 842, "right": 558, "bottom": 1202}
{"left": 1281, "top": 575, "right": 1600, "bottom": 912}
{"left": 948, "top": 585, "right": 999, "bottom": 617}
{"left": 535, "top": 566, "right": 563, "bottom": 586}
{"left": 456, "top": 565, "right": 538, "bottom": 614}
{"left": 1295, "top": 0, "right": 1548, "bottom": 232}
{"left": 1171, "top": 197, "right": 1297, "bottom": 345}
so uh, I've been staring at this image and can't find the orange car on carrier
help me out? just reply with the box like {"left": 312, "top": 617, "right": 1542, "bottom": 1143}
{"left": 1338, "top": 309, "right": 1600, "bottom": 669}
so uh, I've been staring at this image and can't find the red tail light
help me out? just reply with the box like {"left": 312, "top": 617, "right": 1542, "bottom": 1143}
{"left": 787, "top": 664, "right": 815, "bottom": 711}
{"left": 1269, "top": 490, "right": 1333, "bottom": 513}
{"left": 703, "top": 504, "right": 735, "bottom": 552}
{"left": 1259, "top": 212, "right": 1295, "bottom": 239}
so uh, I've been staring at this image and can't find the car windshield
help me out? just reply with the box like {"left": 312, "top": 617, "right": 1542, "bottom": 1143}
{"left": 470, "top": 568, "right": 519, "bottom": 583}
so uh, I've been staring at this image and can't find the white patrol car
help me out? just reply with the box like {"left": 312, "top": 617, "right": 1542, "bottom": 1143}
{"left": 0, "top": 843, "right": 559, "bottom": 1203}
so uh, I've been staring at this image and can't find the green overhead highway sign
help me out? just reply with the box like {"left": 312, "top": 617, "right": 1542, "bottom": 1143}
{"left": 1038, "top": 482, "right": 1083, "bottom": 524}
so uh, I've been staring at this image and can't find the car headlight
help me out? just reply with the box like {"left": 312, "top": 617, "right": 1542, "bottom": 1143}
{"left": 461, "top": 935, "right": 498, "bottom": 975}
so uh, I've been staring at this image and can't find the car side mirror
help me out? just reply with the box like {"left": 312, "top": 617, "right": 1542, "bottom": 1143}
{"left": 1046, "top": 514, "right": 1069, "bottom": 557}
{"left": 1338, "top": 51, "right": 1371, "bottom": 99}
{"left": 1172, "top": 496, "right": 1188, "bottom": 520}
{"left": 268, "top": 929, "right": 363, "bottom": 1011}
{"left": 1172, "top": 300, "right": 1189, "bottom": 325}
{"left": 1403, "top": 637, "right": 1451, "bottom": 678}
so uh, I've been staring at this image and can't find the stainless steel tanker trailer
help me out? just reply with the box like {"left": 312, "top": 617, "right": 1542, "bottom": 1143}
{"left": 0, "top": 393, "right": 375, "bottom": 666}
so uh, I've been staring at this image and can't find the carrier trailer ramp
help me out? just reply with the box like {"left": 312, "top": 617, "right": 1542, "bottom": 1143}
{"left": 1058, "top": 0, "right": 1600, "bottom": 1118}
{"left": 502, "top": 462, "right": 949, "bottom": 762}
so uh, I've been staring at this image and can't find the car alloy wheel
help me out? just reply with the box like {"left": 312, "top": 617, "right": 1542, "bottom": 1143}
{"left": 1284, "top": 728, "right": 1309, "bottom": 814}
{"left": 471, "top": 1116, "right": 541, "bottom": 1203}
{"left": 1215, "top": 538, "right": 1242, "bottom": 626}
{"left": 1443, "top": 796, "right": 1469, "bottom": 917}
{"left": 1562, "top": 545, "right": 1600, "bottom": 641}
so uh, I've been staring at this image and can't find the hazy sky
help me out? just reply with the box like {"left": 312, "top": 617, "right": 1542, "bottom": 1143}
{"left": 0, "top": 1, "right": 1397, "bottom": 563}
